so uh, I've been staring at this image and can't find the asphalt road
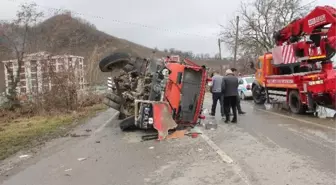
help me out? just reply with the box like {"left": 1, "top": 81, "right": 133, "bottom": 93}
{"left": 0, "top": 93, "right": 335, "bottom": 185}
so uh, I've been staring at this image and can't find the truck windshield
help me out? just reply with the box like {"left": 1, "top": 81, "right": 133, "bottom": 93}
{"left": 244, "top": 77, "right": 254, "bottom": 83}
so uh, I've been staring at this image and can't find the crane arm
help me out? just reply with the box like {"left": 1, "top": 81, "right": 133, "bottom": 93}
{"left": 272, "top": 5, "right": 336, "bottom": 63}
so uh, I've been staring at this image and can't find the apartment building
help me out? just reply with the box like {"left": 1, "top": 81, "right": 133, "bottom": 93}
{"left": 2, "top": 51, "right": 86, "bottom": 95}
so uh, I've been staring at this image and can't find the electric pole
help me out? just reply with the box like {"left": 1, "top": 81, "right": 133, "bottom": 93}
{"left": 233, "top": 16, "right": 239, "bottom": 68}
{"left": 218, "top": 38, "right": 223, "bottom": 74}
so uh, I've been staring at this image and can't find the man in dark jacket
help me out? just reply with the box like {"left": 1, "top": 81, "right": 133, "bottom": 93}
{"left": 221, "top": 69, "right": 239, "bottom": 123}
{"left": 231, "top": 68, "right": 246, "bottom": 115}
{"left": 209, "top": 71, "right": 224, "bottom": 117}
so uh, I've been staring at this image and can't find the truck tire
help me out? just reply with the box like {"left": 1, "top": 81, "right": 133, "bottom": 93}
{"left": 119, "top": 116, "right": 136, "bottom": 131}
{"left": 252, "top": 85, "right": 266, "bottom": 104}
{"left": 103, "top": 97, "right": 121, "bottom": 110}
{"left": 106, "top": 93, "right": 123, "bottom": 104}
{"left": 99, "top": 52, "right": 131, "bottom": 72}
{"left": 288, "top": 90, "right": 306, "bottom": 114}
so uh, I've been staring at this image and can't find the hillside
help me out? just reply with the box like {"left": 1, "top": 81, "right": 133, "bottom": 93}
{"left": 0, "top": 13, "right": 231, "bottom": 92}
{"left": 0, "top": 13, "right": 167, "bottom": 90}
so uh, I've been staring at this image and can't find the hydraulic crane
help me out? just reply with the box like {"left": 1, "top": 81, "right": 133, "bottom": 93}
{"left": 251, "top": 5, "right": 336, "bottom": 115}
{"left": 273, "top": 5, "right": 336, "bottom": 62}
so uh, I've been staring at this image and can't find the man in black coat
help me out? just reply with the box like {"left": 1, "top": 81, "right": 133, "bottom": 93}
{"left": 231, "top": 68, "right": 246, "bottom": 115}
{"left": 221, "top": 69, "right": 239, "bottom": 123}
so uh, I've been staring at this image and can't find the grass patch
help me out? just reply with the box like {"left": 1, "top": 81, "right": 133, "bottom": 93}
{"left": 0, "top": 104, "right": 107, "bottom": 160}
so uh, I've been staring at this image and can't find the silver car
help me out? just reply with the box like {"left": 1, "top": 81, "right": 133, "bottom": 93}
{"left": 238, "top": 76, "right": 255, "bottom": 100}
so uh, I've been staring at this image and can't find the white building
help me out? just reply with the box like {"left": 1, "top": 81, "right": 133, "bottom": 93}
{"left": 2, "top": 51, "right": 86, "bottom": 96}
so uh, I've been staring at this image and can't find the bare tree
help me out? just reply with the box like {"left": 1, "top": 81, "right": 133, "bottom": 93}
{"left": 0, "top": 3, "right": 43, "bottom": 108}
{"left": 220, "top": 0, "right": 314, "bottom": 56}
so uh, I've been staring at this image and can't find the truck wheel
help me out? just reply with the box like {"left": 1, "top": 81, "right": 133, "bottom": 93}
{"left": 252, "top": 85, "right": 266, "bottom": 104}
{"left": 103, "top": 97, "right": 121, "bottom": 110}
{"left": 99, "top": 52, "right": 131, "bottom": 72}
{"left": 119, "top": 116, "right": 136, "bottom": 131}
{"left": 288, "top": 90, "right": 306, "bottom": 114}
{"left": 106, "top": 93, "right": 122, "bottom": 104}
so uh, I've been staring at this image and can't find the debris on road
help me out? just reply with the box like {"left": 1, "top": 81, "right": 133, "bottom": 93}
{"left": 65, "top": 168, "right": 72, "bottom": 172}
{"left": 166, "top": 130, "right": 186, "bottom": 139}
{"left": 19, "top": 155, "right": 30, "bottom": 159}
{"left": 85, "top": 129, "right": 92, "bottom": 132}
{"left": 316, "top": 105, "right": 336, "bottom": 119}
{"left": 77, "top": 158, "right": 87, "bottom": 161}
{"left": 148, "top": 146, "right": 154, "bottom": 150}
{"left": 95, "top": 141, "right": 101, "bottom": 143}
{"left": 70, "top": 133, "right": 90, "bottom": 138}
{"left": 205, "top": 121, "right": 218, "bottom": 130}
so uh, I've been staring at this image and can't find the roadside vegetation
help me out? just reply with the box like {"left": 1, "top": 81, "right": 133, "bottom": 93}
{"left": 0, "top": 103, "right": 106, "bottom": 160}
{"left": 0, "top": 3, "right": 108, "bottom": 160}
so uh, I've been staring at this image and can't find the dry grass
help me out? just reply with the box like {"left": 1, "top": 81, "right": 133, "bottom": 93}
{"left": 0, "top": 103, "right": 106, "bottom": 160}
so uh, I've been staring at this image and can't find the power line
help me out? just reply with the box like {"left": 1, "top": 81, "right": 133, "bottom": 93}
{"left": 6, "top": 0, "right": 221, "bottom": 39}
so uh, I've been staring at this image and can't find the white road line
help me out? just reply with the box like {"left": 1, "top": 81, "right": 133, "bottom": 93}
{"left": 201, "top": 134, "right": 233, "bottom": 163}
{"left": 94, "top": 111, "right": 120, "bottom": 134}
{"left": 201, "top": 134, "right": 251, "bottom": 185}
{"left": 241, "top": 101, "right": 336, "bottom": 131}
{"left": 256, "top": 108, "right": 336, "bottom": 131}
{"left": 287, "top": 128, "right": 336, "bottom": 151}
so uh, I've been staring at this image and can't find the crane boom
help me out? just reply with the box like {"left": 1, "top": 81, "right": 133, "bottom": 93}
{"left": 272, "top": 5, "right": 336, "bottom": 64}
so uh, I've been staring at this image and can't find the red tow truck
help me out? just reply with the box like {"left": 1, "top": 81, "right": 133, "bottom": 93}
{"left": 251, "top": 5, "right": 336, "bottom": 115}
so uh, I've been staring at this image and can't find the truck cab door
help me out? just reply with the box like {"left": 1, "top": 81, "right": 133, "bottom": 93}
{"left": 255, "top": 59, "right": 264, "bottom": 86}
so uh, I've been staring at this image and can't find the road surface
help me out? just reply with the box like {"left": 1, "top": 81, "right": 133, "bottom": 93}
{"left": 0, "top": 93, "right": 335, "bottom": 185}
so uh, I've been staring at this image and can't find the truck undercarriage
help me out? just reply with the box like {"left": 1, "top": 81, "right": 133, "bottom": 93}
{"left": 99, "top": 52, "right": 207, "bottom": 139}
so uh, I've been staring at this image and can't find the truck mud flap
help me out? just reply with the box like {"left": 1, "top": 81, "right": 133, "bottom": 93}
{"left": 135, "top": 100, "right": 177, "bottom": 140}
{"left": 152, "top": 102, "right": 178, "bottom": 140}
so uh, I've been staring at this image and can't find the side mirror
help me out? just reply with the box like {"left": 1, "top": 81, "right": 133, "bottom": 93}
{"left": 249, "top": 62, "right": 254, "bottom": 69}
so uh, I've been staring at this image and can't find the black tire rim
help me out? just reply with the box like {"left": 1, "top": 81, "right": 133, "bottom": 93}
{"left": 290, "top": 94, "right": 300, "bottom": 112}
{"left": 253, "top": 87, "right": 262, "bottom": 102}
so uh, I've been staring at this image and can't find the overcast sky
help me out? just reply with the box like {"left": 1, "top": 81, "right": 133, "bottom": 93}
{"left": 1, "top": 0, "right": 334, "bottom": 57}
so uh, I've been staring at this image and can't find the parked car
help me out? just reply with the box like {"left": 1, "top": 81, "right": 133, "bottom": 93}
{"left": 238, "top": 76, "right": 255, "bottom": 100}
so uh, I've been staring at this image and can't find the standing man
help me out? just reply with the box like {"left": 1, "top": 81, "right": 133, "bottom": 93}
{"left": 209, "top": 71, "right": 224, "bottom": 117}
{"left": 222, "top": 69, "right": 239, "bottom": 123}
{"left": 231, "top": 68, "right": 246, "bottom": 115}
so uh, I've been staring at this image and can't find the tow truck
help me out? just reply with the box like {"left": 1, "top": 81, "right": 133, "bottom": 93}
{"left": 250, "top": 5, "right": 336, "bottom": 115}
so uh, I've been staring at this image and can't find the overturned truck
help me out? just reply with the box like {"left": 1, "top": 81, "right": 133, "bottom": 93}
{"left": 99, "top": 52, "right": 208, "bottom": 139}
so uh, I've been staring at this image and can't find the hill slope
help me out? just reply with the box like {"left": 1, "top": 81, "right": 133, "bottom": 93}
{"left": 0, "top": 13, "right": 231, "bottom": 92}
{"left": 0, "top": 13, "right": 166, "bottom": 90}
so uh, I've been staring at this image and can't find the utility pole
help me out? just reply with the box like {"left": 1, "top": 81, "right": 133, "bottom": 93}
{"left": 233, "top": 16, "right": 239, "bottom": 68}
{"left": 218, "top": 38, "right": 223, "bottom": 74}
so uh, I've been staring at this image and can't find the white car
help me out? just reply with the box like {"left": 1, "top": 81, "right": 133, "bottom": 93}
{"left": 238, "top": 76, "right": 255, "bottom": 100}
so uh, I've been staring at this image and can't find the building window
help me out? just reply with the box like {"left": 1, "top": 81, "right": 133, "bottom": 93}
{"left": 20, "top": 74, "right": 26, "bottom": 80}
{"left": 50, "top": 59, "right": 56, "bottom": 66}
{"left": 58, "top": 65, "right": 64, "bottom": 71}
{"left": 20, "top": 66, "right": 25, "bottom": 73}
{"left": 7, "top": 73, "right": 13, "bottom": 81}
{"left": 31, "top": 60, "right": 37, "bottom": 72}
{"left": 20, "top": 87, "right": 26, "bottom": 93}
{"left": 31, "top": 73, "right": 37, "bottom": 80}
